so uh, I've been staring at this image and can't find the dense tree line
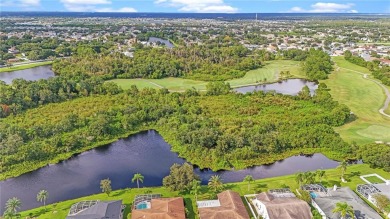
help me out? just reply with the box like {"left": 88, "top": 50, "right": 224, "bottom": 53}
{"left": 0, "top": 75, "right": 121, "bottom": 118}
{"left": 53, "top": 44, "right": 261, "bottom": 81}
{"left": 302, "top": 49, "right": 333, "bottom": 80}
{"left": 0, "top": 83, "right": 353, "bottom": 179}
{"left": 357, "top": 143, "right": 390, "bottom": 171}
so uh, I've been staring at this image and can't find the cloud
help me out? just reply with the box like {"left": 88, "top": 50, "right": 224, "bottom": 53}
{"left": 0, "top": 0, "right": 40, "bottom": 8}
{"left": 288, "top": 2, "right": 358, "bottom": 13}
{"left": 60, "top": 0, "right": 136, "bottom": 12}
{"left": 155, "top": 0, "right": 238, "bottom": 13}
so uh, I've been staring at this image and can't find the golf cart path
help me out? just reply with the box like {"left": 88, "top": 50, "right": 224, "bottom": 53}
{"left": 338, "top": 66, "right": 390, "bottom": 118}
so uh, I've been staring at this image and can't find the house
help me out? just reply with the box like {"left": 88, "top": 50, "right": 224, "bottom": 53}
{"left": 66, "top": 200, "right": 124, "bottom": 219}
{"left": 197, "top": 190, "right": 250, "bottom": 219}
{"left": 8, "top": 47, "right": 19, "bottom": 54}
{"left": 252, "top": 189, "right": 312, "bottom": 219}
{"left": 131, "top": 195, "right": 185, "bottom": 219}
{"left": 303, "top": 185, "right": 382, "bottom": 219}
{"left": 357, "top": 182, "right": 390, "bottom": 218}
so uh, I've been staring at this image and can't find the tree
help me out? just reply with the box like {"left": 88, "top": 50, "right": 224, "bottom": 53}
{"left": 37, "top": 190, "right": 49, "bottom": 210}
{"left": 190, "top": 180, "right": 201, "bottom": 201}
{"left": 132, "top": 173, "right": 144, "bottom": 189}
{"left": 206, "top": 82, "right": 231, "bottom": 96}
{"left": 3, "top": 197, "right": 21, "bottom": 218}
{"left": 208, "top": 175, "right": 224, "bottom": 193}
{"left": 297, "top": 189, "right": 312, "bottom": 204}
{"left": 338, "top": 160, "right": 348, "bottom": 181}
{"left": 316, "top": 169, "right": 326, "bottom": 183}
{"left": 332, "top": 202, "right": 354, "bottom": 219}
{"left": 100, "top": 178, "right": 112, "bottom": 196}
{"left": 243, "top": 175, "right": 254, "bottom": 191}
{"left": 163, "top": 163, "right": 200, "bottom": 191}
{"left": 373, "top": 194, "right": 390, "bottom": 212}
{"left": 296, "top": 172, "right": 305, "bottom": 187}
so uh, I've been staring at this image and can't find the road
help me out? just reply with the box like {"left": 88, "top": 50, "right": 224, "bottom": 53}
{"left": 338, "top": 66, "right": 390, "bottom": 118}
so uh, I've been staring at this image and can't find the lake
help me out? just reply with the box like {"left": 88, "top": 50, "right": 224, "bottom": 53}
{"left": 0, "top": 65, "right": 55, "bottom": 84}
{"left": 0, "top": 130, "right": 340, "bottom": 212}
{"left": 148, "top": 37, "right": 174, "bottom": 48}
{"left": 235, "top": 79, "right": 318, "bottom": 95}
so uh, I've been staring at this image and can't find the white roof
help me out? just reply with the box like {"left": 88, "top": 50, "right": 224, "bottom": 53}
{"left": 197, "top": 200, "right": 221, "bottom": 208}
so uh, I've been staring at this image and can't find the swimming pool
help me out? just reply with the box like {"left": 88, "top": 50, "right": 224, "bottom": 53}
{"left": 310, "top": 192, "right": 318, "bottom": 199}
{"left": 136, "top": 202, "right": 148, "bottom": 209}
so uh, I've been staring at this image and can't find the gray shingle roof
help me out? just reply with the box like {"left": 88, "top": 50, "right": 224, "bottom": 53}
{"left": 313, "top": 187, "right": 382, "bottom": 219}
{"left": 66, "top": 200, "right": 123, "bottom": 219}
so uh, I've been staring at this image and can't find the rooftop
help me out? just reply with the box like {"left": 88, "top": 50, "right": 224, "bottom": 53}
{"left": 198, "top": 190, "right": 250, "bottom": 219}
{"left": 66, "top": 200, "right": 123, "bottom": 219}
{"left": 255, "top": 191, "right": 312, "bottom": 219}
{"left": 313, "top": 187, "right": 382, "bottom": 219}
{"left": 131, "top": 197, "right": 186, "bottom": 219}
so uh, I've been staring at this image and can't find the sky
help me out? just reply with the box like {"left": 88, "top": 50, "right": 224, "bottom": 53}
{"left": 0, "top": 0, "right": 389, "bottom": 13}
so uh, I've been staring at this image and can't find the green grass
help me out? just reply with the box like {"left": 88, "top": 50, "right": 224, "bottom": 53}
{"left": 19, "top": 164, "right": 390, "bottom": 219}
{"left": 324, "top": 57, "right": 390, "bottom": 144}
{"left": 0, "top": 61, "right": 53, "bottom": 73}
{"left": 110, "top": 60, "right": 303, "bottom": 91}
{"left": 364, "top": 176, "right": 385, "bottom": 184}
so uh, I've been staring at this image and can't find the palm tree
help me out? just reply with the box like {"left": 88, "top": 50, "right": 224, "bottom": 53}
{"left": 208, "top": 175, "right": 224, "bottom": 193}
{"left": 190, "top": 180, "right": 201, "bottom": 201}
{"left": 316, "top": 169, "right": 326, "bottom": 183}
{"left": 37, "top": 190, "right": 49, "bottom": 210}
{"left": 332, "top": 202, "right": 354, "bottom": 219}
{"left": 4, "top": 197, "right": 21, "bottom": 218}
{"left": 338, "top": 160, "right": 348, "bottom": 181}
{"left": 100, "top": 178, "right": 112, "bottom": 196}
{"left": 295, "top": 172, "right": 305, "bottom": 187}
{"left": 243, "top": 175, "right": 254, "bottom": 191}
{"left": 132, "top": 173, "right": 144, "bottom": 188}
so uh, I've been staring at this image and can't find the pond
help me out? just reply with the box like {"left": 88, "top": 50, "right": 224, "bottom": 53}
{"left": 148, "top": 37, "right": 174, "bottom": 48}
{"left": 0, "top": 130, "right": 340, "bottom": 212}
{"left": 0, "top": 65, "right": 55, "bottom": 84}
{"left": 235, "top": 79, "right": 318, "bottom": 95}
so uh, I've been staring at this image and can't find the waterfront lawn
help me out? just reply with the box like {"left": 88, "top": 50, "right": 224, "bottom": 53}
{"left": 19, "top": 164, "right": 390, "bottom": 219}
{"left": 0, "top": 61, "right": 52, "bottom": 73}
{"left": 110, "top": 60, "right": 303, "bottom": 91}
{"left": 324, "top": 57, "right": 390, "bottom": 144}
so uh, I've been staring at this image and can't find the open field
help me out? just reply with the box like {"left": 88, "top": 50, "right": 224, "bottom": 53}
{"left": 0, "top": 61, "right": 52, "bottom": 73}
{"left": 19, "top": 164, "right": 390, "bottom": 219}
{"left": 110, "top": 60, "right": 302, "bottom": 91}
{"left": 324, "top": 56, "right": 390, "bottom": 144}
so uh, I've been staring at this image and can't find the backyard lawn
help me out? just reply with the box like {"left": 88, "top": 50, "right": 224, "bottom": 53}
{"left": 19, "top": 164, "right": 390, "bottom": 219}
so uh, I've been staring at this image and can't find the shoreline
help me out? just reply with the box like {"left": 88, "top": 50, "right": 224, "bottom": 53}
{"left": 0, "top": 61, "right": 53, "bottom": 73}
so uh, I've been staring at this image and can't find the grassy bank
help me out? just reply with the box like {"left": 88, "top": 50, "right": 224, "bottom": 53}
{"left": 324, "top": 57, "right": 390, "bottom": 144}
{"left": 19, "top": 164, "right": 390, "bottom": 219}
{"left": 110, "top": 60, "right": 302, "bottom": 91}
{"left": 0, "top": 61, "right": 52, "bottom": 73}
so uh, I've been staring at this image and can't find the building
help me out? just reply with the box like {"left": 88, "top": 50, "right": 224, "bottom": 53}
{"left": 251, "top": 189, "right": 312, "bottom": 219}
{"left": 303, "top": 185, "right": 382, "bottom": 219}
{"left": 357, "top": 182, "right": 390, "bottom": 218}
{"left": 66, "top": 200, "right": 124, "bottom": 219}
{"left": 197, "top": 190, "right": 250, "bottom": 219}
{"left": 131, "top": 194, "right": 186, "bottom": 219}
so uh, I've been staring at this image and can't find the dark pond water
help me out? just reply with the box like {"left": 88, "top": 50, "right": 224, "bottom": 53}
{"left": 0, "top": 65, "right": 55, "bottom": 84}
{"left": 0, "top": 130, "right": 340, "bottom": 212}
{"left": 148, "top": 37, "right": 174, "bottom": 48}
{"left": 235, "top": 79, "right": 318, "bottom": 95}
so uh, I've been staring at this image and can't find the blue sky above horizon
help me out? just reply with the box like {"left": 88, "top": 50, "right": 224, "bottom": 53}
{"left": 0, "top": 0, "right": 389, "bottom": 13}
